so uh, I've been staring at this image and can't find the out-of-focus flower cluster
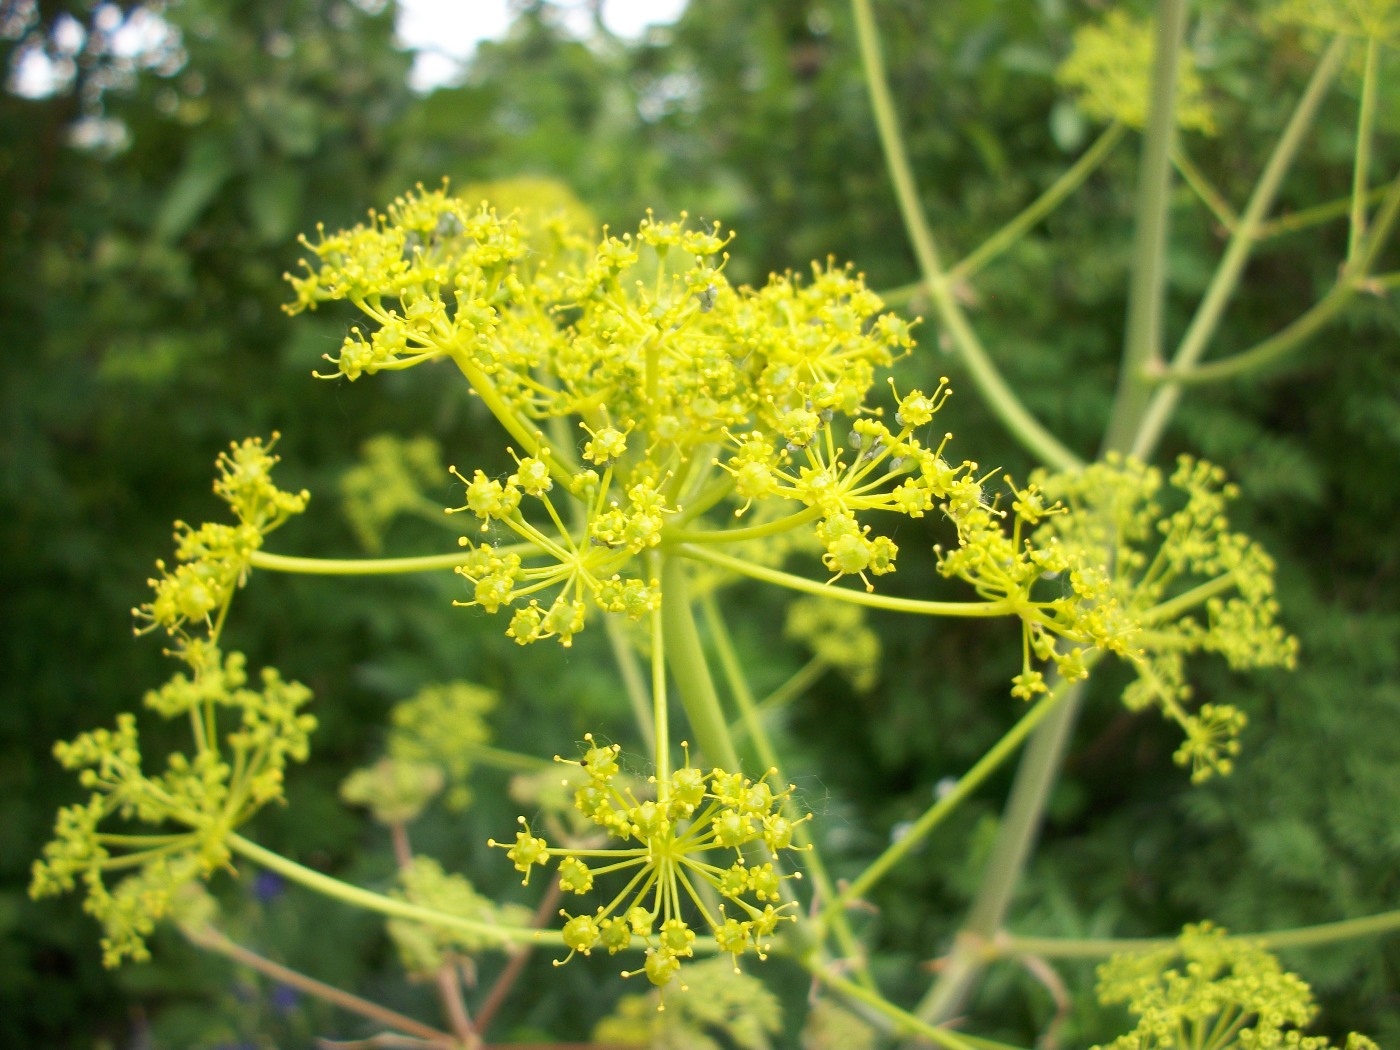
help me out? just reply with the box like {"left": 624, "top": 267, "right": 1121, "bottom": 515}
{"left": 1094, "top": 923, "right": 1378, "bottom": 1050}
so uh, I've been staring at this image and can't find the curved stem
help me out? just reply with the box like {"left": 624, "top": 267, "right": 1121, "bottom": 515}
{"left": 661, "top": 506, "right": 822, "bottom": 545}
{"left": 951, "top": 121, "right": 1128, "bottom": 284}
{"left": 810, "top": 964, "right": 1012, "bottom": 1050}
{"left": 850, "top": 0, "right": 1081, "bottom": 472}
{"left": 1172, "top": 146, "right": 1239, "bottom": 231}
{"left": 675, "top": 543, "right": 1018, "bottom": 618}
{"left": 227, "top": 833, "right": 560, "bottom": 948}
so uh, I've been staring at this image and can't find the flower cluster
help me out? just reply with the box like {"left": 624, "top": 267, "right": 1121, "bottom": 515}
{"left": 288, "top": 186, "right": 959, "bottom": 646}
{"left": 33, "top": 440, "right": 316, "bottom": 966}
{"left": 30, "top": 640, "right": 315, "bottom": 966}
{"left": 1056, "top": 9, "right": 1218, "bottom": 134}
{"left": 1031, "top": 455, "right": 1297, "bottom": 781}
{"left": 491, "top": 738, "right": 807, "bottom": 988}
{"left": 134, "top": 435, "right": 308, "bottom": 637}
{"left": 1094, "top": 923, "right": 1378, "bottom": 1050}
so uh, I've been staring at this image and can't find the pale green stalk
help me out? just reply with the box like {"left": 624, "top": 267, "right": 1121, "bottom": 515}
{"left": 659, "top": 554, "right": 740, "bottom": 771}
{"left": 1001, "top": 906, "right": 1400, "bottom": 959}
{"left": 729, "top": 656, "right": 828, "bottom": 740}
{"left": 1256, "top": 183, "right": 1391, "bottom": 240}
{"left": 922, "top": 0, "right": 1187, "bottom": 1025}
{"left": 1100, "top": 0, "right": 1190, "bottom": 457}
{"left": 818, "top": 663, "right": 1093, "bottom": 931}
{"left": 850, "top": 0, "right": 1081, "bottom": 473}
{"left": 1172, "top": 146, "right": 1238, "bottom": 231}
{"left": 1348, "top": 36, "right": 1379, "bottom": 262}
{"left": 227, "top": 833, "right": 559, "bottom": 947}
{"left": 811, "top": 965, "right": 1013, "bottom": 1050}
{"left": 603, "top": 613, "right": 656, "bottom": 755}
{"left": 677, "top": 543, "right": 1017, "bottom": 618}
{"left": 650, "top": 550, "right": 673, "bottom": 793}
{"left": 1130, "top": 34, "right": 1347, "bottom": 459}
{"left": 1158, "top": 171, "right": 1400, "bottom": 386}
{"left": 951, "top": 121, "right": 1129, "bottom": 283}
{"left": 699, "top": 592, "right": 875, "bottom": 990}
{"left": 250, "top": 548, "right": 525, "bottom": 575}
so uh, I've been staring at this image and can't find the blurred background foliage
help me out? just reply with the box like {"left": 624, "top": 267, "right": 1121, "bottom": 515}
{"left": 2, "top": 0, "right": 1397, "bottom": 1046}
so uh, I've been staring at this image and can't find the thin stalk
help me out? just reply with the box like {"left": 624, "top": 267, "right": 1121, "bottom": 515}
{"left": 182, "top": 922, "right": 455, "bottom": 1046}
{"left": 227, "top": 834, "right": 559, "bottom": 947}
{"left": 650, "top": 550, "right": 673, "bottom": 793}
{"left": 817, "top": 665, "right": 1092, "bottom": 930}
{"left": 699, "top": 593, "right": 875, "bottom": 989}
{"left": 1256, "top": 183, "right": 1391, "bottom": 240}
{"left": 729, "top": 656, "right": 828, "bottom": 742}
{"left": 661, "top": 506, "right": 822, "bottom": 545}
{"left": 1156, "top": 170, "right": 1400, "bottom": 386}
{"left": 914, "top": 680, "right": 1085, "bottom": 1024}
{"left": 1100, "top": 0, "right": 1189, "bottom": 456}
{"left": 1130, "top": 34, "right": 1347, "bottom": 459}
{"left": 603, "top": 614, "right": 656, "bottom": 755}
{"left": 951, "top": 121, "right": 1128, "bottom": 283}
{"left": 1172, "top": 146, "right": 1239, "bottom": 231}
{"left": 658, "top": 554, "right": 740, "bottom": 771}
{"left": 1348, "top": 36, "right": 1379, "bottom": 263}
{"left": 810, "top": 965, "right": 1007, "bottom": 1050}
{"left": 250, "top": 549, "right": 524, "bottom": 576}
{"left": 850, "top": 0, "right": 1081, "bottom": 472}
{"left": 1001, "top": 905, "right": 1400, "bottom": 959}
{"left": 677, "top": 543, "right": 1017, "bottom": 618}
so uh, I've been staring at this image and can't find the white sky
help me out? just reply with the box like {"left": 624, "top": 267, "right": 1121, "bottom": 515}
{"left": 9, "top": 0, "right": 689, "bottom": 99}
{"left": 397, "top": 0, "right": 689, "bottom": 91}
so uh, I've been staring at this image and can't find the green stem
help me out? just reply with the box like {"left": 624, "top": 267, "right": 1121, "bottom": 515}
{"left": 950, "top": 121, "right": 1128, "bottom": 283}
{"left": 914, "top": 679, "right": 1086, "bottom": 1024}
{"left": 1001, "top": 906, "right": 1400, "bottom": 959}
{"left": 603, "top": 613, "right": 656, "bottom": 756}
{"left": 699, "top": 595, "right": 871, "bottom": 983}
{"left": 1172, "top": 146, "right": 1239, "bottom": 231}
{"left": 227, "top": 833, "right": 559, "bottom": 947}
{"left": 1348, "top": 36, "right": 1379, "bottom": 263}
{"left": 650, "top": 550, "right": 673, "bottom": 794}
{"left": 676, "top": 543, "right": 1018, "bottom": 618}
{"left": 659, "top": 554, "right": 740, "bottom": 771}
{"left": 729, "top": 656, "right": 829, "bottom": 742}
{"left": 1129, "top": 34, "right": 1347, "bottom": 458}
{"left": 1139, "top": 573, "right": 1238, "bottom": 625}
{"left": 810, "top": 965, "right": 1012, "bottom": 1050}
{"left": 850, "top": 0, "right": 1081, "bottom": 472}
{"left": 249, "top": 548, "right": 522, "bottom": 576}
{"left": 661, "top": 506, "right": 821, "bottom": 545}
{"left": 461, "top": 744, "right": 557, "bottom": 773}
{"left": 1156, "top": 170, "right": 1400, "bottom": 386}
{"left": 182, "top": 922, "right": 456, "bottom": 1046}
{"left": 1256, "top": 183, "right": 1391, "bottom": 240}
{"left": 817, "top": 665, "right": 1093, "bottom": 931}
{"left": 1100, "top": 0, "right": 1188, "bottom": 456}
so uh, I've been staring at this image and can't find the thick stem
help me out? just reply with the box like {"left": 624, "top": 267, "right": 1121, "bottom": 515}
{"left": 914, "top": 681, "right": 1085, "bottom": 1023}
{"left": 1348, "top": 36, "right": 1379, "bottom": 263}
{"left": 1100, "top": 0, "right": 1188, "bottom": 456}
{"left": 659, "top": 554, "right": 740, "bottom": 771}
{"left": 1131, "top": 35, "right": 1347, "bottom": 458}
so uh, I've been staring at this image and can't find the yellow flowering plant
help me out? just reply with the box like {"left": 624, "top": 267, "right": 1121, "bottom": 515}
{"left": 32, "top": 2, "right": 1400, "bottom": 1046}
